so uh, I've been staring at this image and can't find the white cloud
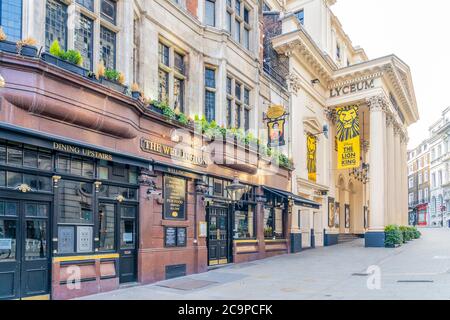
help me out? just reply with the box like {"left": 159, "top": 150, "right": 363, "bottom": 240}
{"left": 332, "top": 0, "right": 450, "bottom": 149}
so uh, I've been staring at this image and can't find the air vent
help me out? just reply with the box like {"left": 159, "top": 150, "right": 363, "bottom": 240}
{"left": 165, "top": 264, "right": 187, "bottom": 280}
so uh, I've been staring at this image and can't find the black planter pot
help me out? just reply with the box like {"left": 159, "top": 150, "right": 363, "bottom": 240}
{"left": 19, "top": 45, "right": 38, "bottom": 57}
{"left": 99, "top": 77, "right": 128, "bottom": 94}
{"left": 131, "top": 91, "right": 141, "bottom": 99}
{"left": 149, "top": 104, "right": 164, "bottom": 115}
{"left": 41, "top": 52, "right": 89, "bottom": 77}
{"left": 0, "top": 40, "right": 18, "bottom": 54}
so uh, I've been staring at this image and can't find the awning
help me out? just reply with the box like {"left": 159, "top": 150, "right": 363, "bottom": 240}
{"left": 263, "top": 186, "right": 321, "bottom": 209}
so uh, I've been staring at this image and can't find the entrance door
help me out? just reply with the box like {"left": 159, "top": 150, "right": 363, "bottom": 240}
{"left": 118, "top": 205, "right": 137, "bottom": 283}
{"left": 207, "top": 206, "right": 229, "bottom": 266}
{"left": 98, "top": 202, "right": 137, "bottom": 284}
{"left": 0, "top": 199, "right": 50, "bottom": 300}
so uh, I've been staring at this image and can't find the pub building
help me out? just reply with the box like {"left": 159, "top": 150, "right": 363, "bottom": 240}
{"left": 0, "top": 51, "right": 319, "bottom": 300}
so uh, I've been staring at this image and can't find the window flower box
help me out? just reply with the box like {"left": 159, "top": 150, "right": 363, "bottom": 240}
{"left": 41, "top": 52, "right": 89, "bottom": 78}
{"left": 0, "top": 40, "right": 17, "bottom": 54}
{"left": 131, "top": 91, "right": 142, "bottom": 99}
{"left": 98, "top": 76, "right": 128, "bottom": 94}
{"left": 19, "top": 45, "right": 38, "bottom": 58}
{"left": 149, "top": 103, "right": 164, "bottom": 115}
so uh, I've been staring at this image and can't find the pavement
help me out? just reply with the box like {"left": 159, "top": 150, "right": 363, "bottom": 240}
{"left": 79, "top": 228, "right": 450, "bottom": 300}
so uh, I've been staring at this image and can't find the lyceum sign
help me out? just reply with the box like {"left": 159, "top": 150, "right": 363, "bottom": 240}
{"left": 330, "top": 79, "right": 375, "bottom": 98}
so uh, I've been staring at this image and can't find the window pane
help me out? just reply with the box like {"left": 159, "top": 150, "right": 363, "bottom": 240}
{"left": 244, "top": 108, "right": 250, "bottom": 131}
{"left": 82, "top": 161, "right": 94, "bottom": 178}
{"left": 244, "top": 7, "right": 249, "bottom": 24}
{"left": 235, "top": 103, "right": 241, "bottom": 128}
{"left": 101, "top": 0, "right": 116, "bottom": 24}
{"left": 295, "top": 10, "right": 304, "bottom": 25}
{"left": 235, "top": 0, "right": 241, "bottom": 14}
{"left": 205, "top": 91, "right": 215, "bottom": 122}
{"left": 57, "top": 155, "right": 70, "bottom": 173}
{"left": 226, "top": 99, "right": 232, "bottom": 128}
{"left": 205, "top": 0, "right": 215, "bottom": 26}
{"left": 37, "top": 176, "right": 52, "bottom": 192}
{"left": 234, "top": 204, "right": 254, "bottom": 239}
{"left": 264, "top": 207, "right": 273, "bottom": 238}
{"left": 25, "top": 203, "right": 49, "bottom": 217}
{"left": 5, "top": 202, "right": 18, "bottom": 217}
{"left": 120, "top": 218, "right": 135, "bottom": 249}
{"left": 45, "top": 0, "right": 68, "bottom": 51}
{"left": 158, "top": 43, "right": 169, "bottom": 66}
{"left": 98, "top": 203, "right": 115, "bottom": 251}
{"left": 0, "top": 170, "right": 5, "bottom": 187}
{"left": 243, "top": 28, "right": 249, "bottom": 50}
{"left": 235, "top": 83, "right": 241, "bottom": 100}
{"left": 0, "top": 220, "right": 17, "bottom": 261}
{"left": 174, "top": 52, "right": 185, "bottom": 74}
{"left": 25, "top": 220, "right": 47, "bottom": 260}
{"left": 59, "top": 180, "right": 93, "bottom": 224}
{"left": 158, "top": 69, "right": 169, "bottom": 102}
{"left": 71, "top": 158, "right": 82, "bottom": 176}
{"left": 274, "top": 208, "right": 283, "bottom": 237}
{"left": 226, "top": 11, "right": 231, "bottom": 33}
{"left": 74, "top": 14, "right": 93, "bottom": 70}
{"left": 226, "top": 77, "right": 232, "bottom": 95}
{"left": 38, "top": 153, "right": 53, "bottom": 171}
{"left": 205, "top": 68, "right": 215, "bottom": 88}
{"left": 6, "top": 171, "right": 22, "bottom": 189}
{"left": 244, "top": 88, "right": 250, "bottom": 105}
{"left": 174, "top": 77, "right": 185, "bottom": 112}
{"left": 76, "top": 0, "right": 94, "bottom": 11}
{"left": 0, "top": 0, "right": 22, "bottom": 42}
{"left": 100, "top": 26, "right": 116, "bottom": 70}
{"left": 0, "top": 144, "right": 5, "bottom": 163}
{"left": 23, "top": 149, "right": 38, "bottom": 168}
{"left": 234, "top": 19, "right": 240, "bottom": 42}
{"left": 7, "top": 147, "right": 22, "bottom": 166}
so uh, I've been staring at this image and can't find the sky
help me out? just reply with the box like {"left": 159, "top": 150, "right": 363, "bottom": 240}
{"left": 332, "top": 0, "right": 450, "bottom": 150}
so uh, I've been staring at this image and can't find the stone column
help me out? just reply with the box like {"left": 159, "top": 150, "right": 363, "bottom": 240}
{"left": 194, "top": 180, "right": 208, "bottom": 274}
{"left": 386, "top": 114, "right": 395, "bottom": 225}
{"left": 366, "top": 96, "right": 387, "bottom": 247}
{"left": 394, "top": 125, "right": 402, "bottom": 225}
{"left": 400, "top": 133, "right": 409, "bottom": 225}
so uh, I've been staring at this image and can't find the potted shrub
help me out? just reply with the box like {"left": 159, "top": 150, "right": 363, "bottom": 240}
{"left": 16, "top": 37, "right": 38, "bottom": 57}
{"left": 385, "top": 225, "right": 403, "bottom": 248}
{"left": 0, "top": 27, "right": 17, "bottom": 54}
{"left": 131, "top": 83, "right": 142, "bottom": 99}
{"left": 148, "top": 100, "right": 165, "bottom": 115}
{"left": 95, "top": 61, "right": 127, "bottom": 93}
{"left": 244, "top": 132, "right": 258, "bottom": 152}
{"left": 41, "top": 40, "right": 88, "bottom": 77}
{"left": 177, "top": 113, "right": 189, "bottom": 126}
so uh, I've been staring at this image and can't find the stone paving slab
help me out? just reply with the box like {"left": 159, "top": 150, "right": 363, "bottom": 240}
{"left": 79, "top": 228, "right": 450, "bottom": 300}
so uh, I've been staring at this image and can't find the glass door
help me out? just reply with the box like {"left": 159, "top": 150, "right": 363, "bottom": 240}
{"left": 0, "top": 199, "right": 50, "bottom": 300}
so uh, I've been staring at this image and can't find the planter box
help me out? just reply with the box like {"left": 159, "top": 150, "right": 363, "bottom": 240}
{"left": 19, "top": 45, "right": 38, "bottom": 57}
{"left": 149, "top": 104, "right": 164, "bottom": 115}
{"left": 41, "top": 52, "right": 89, "bottom": 77}
{"left": 0, "top": 40, "right": 18, "bottom": 54}
{"left": 99, "top": 77, "right": 128, "bottom": 94}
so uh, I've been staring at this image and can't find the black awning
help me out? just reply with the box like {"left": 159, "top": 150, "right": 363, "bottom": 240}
{"left": 263, "top": 186, "right": 321, "bottom": 209}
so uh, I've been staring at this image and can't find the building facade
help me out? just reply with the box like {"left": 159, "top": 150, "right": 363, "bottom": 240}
{"left": 266, "top": 0, "right": 419, "bottom": 247}
{"left": 407, "top": 140, "right": 430, "bottom": 226}
{"left": 0, "top": 0, "right": 418, "bottom": 300}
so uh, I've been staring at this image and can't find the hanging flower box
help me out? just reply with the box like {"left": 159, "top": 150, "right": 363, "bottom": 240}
{"left": 98, "top": 77, "right": 128, "bottom": 94}
{"left": 41, "top": 52, "right": 89, "bottom": 78}
{"left": 19, "top": 45, "right": 38, "bottom": 58}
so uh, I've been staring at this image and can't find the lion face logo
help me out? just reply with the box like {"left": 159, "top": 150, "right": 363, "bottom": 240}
{"left": 336, "top": 106, "right": 360, "bottom": 142}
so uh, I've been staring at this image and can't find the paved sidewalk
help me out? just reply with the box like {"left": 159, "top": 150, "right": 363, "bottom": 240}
{"left": 79, "top": 228, "right": 450, "bottom": 300}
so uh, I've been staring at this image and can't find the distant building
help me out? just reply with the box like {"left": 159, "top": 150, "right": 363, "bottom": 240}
{"left": 407, "top": 140, "right": 430, "bottom": 226}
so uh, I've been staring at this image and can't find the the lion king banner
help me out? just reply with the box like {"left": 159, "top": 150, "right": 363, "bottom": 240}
{"left": 336, "top": 105, "right": 360, "bottom": 170}
{"left": 307, "top": 134, "right": 317, "bottom": 182}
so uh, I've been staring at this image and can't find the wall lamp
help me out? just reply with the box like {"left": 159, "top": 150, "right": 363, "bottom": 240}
{"left": 310, "top": 124, "right": 329, "bottom": 139}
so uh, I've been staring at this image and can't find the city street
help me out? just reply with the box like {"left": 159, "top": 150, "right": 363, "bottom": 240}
{"left": 80, "top": 228, "right": 450, "bottom": 300}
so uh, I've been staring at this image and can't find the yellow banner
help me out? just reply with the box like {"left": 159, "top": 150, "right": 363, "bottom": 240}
{"left": 307, "top": 134, "right": 317, "bottom": 182}
{"left": 336, "top": 105, "right": 360, "bottom": 170}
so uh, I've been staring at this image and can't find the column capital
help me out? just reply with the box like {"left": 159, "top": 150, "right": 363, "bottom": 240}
{"left": 287, "top": 73, "right": 301, "bottom": 95}
{"left": 366, "top": 95, "right": 388, "bottom": 113}
{"left": 386, "top": 112, "right": 396, "bottom": 128}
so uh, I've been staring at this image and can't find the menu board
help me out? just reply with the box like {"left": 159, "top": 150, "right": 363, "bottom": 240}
{"left": 164, "top": 175, "right": 186, "bottom": 220}
{"left": 58, "top": 226, "right": 75, "bottom": 254}
{"left": 165, "top": 227, "right": 177, "bottom": 247}
{"left": 177, "top": 228, "right": 187, "bottom": 247}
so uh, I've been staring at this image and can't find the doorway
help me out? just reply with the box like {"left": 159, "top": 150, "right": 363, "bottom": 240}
{"left": 98, "top": 201, "right": 137, "bottom": 283}
{"left": 0, "top": 198, "right": 50, "bottom": 300}
{"left": 207, "top": 206, "right": 230, "bottom": 266}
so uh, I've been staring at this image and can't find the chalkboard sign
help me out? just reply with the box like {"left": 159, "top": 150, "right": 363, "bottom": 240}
{"left": 164, "top": 227, "right": 177, "bottom": 247}
{"left": 164, "top": 175, "right": 186, "bottom": 220}
{"left": 177, "top": 228, "right": 187, "bottom": 247}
